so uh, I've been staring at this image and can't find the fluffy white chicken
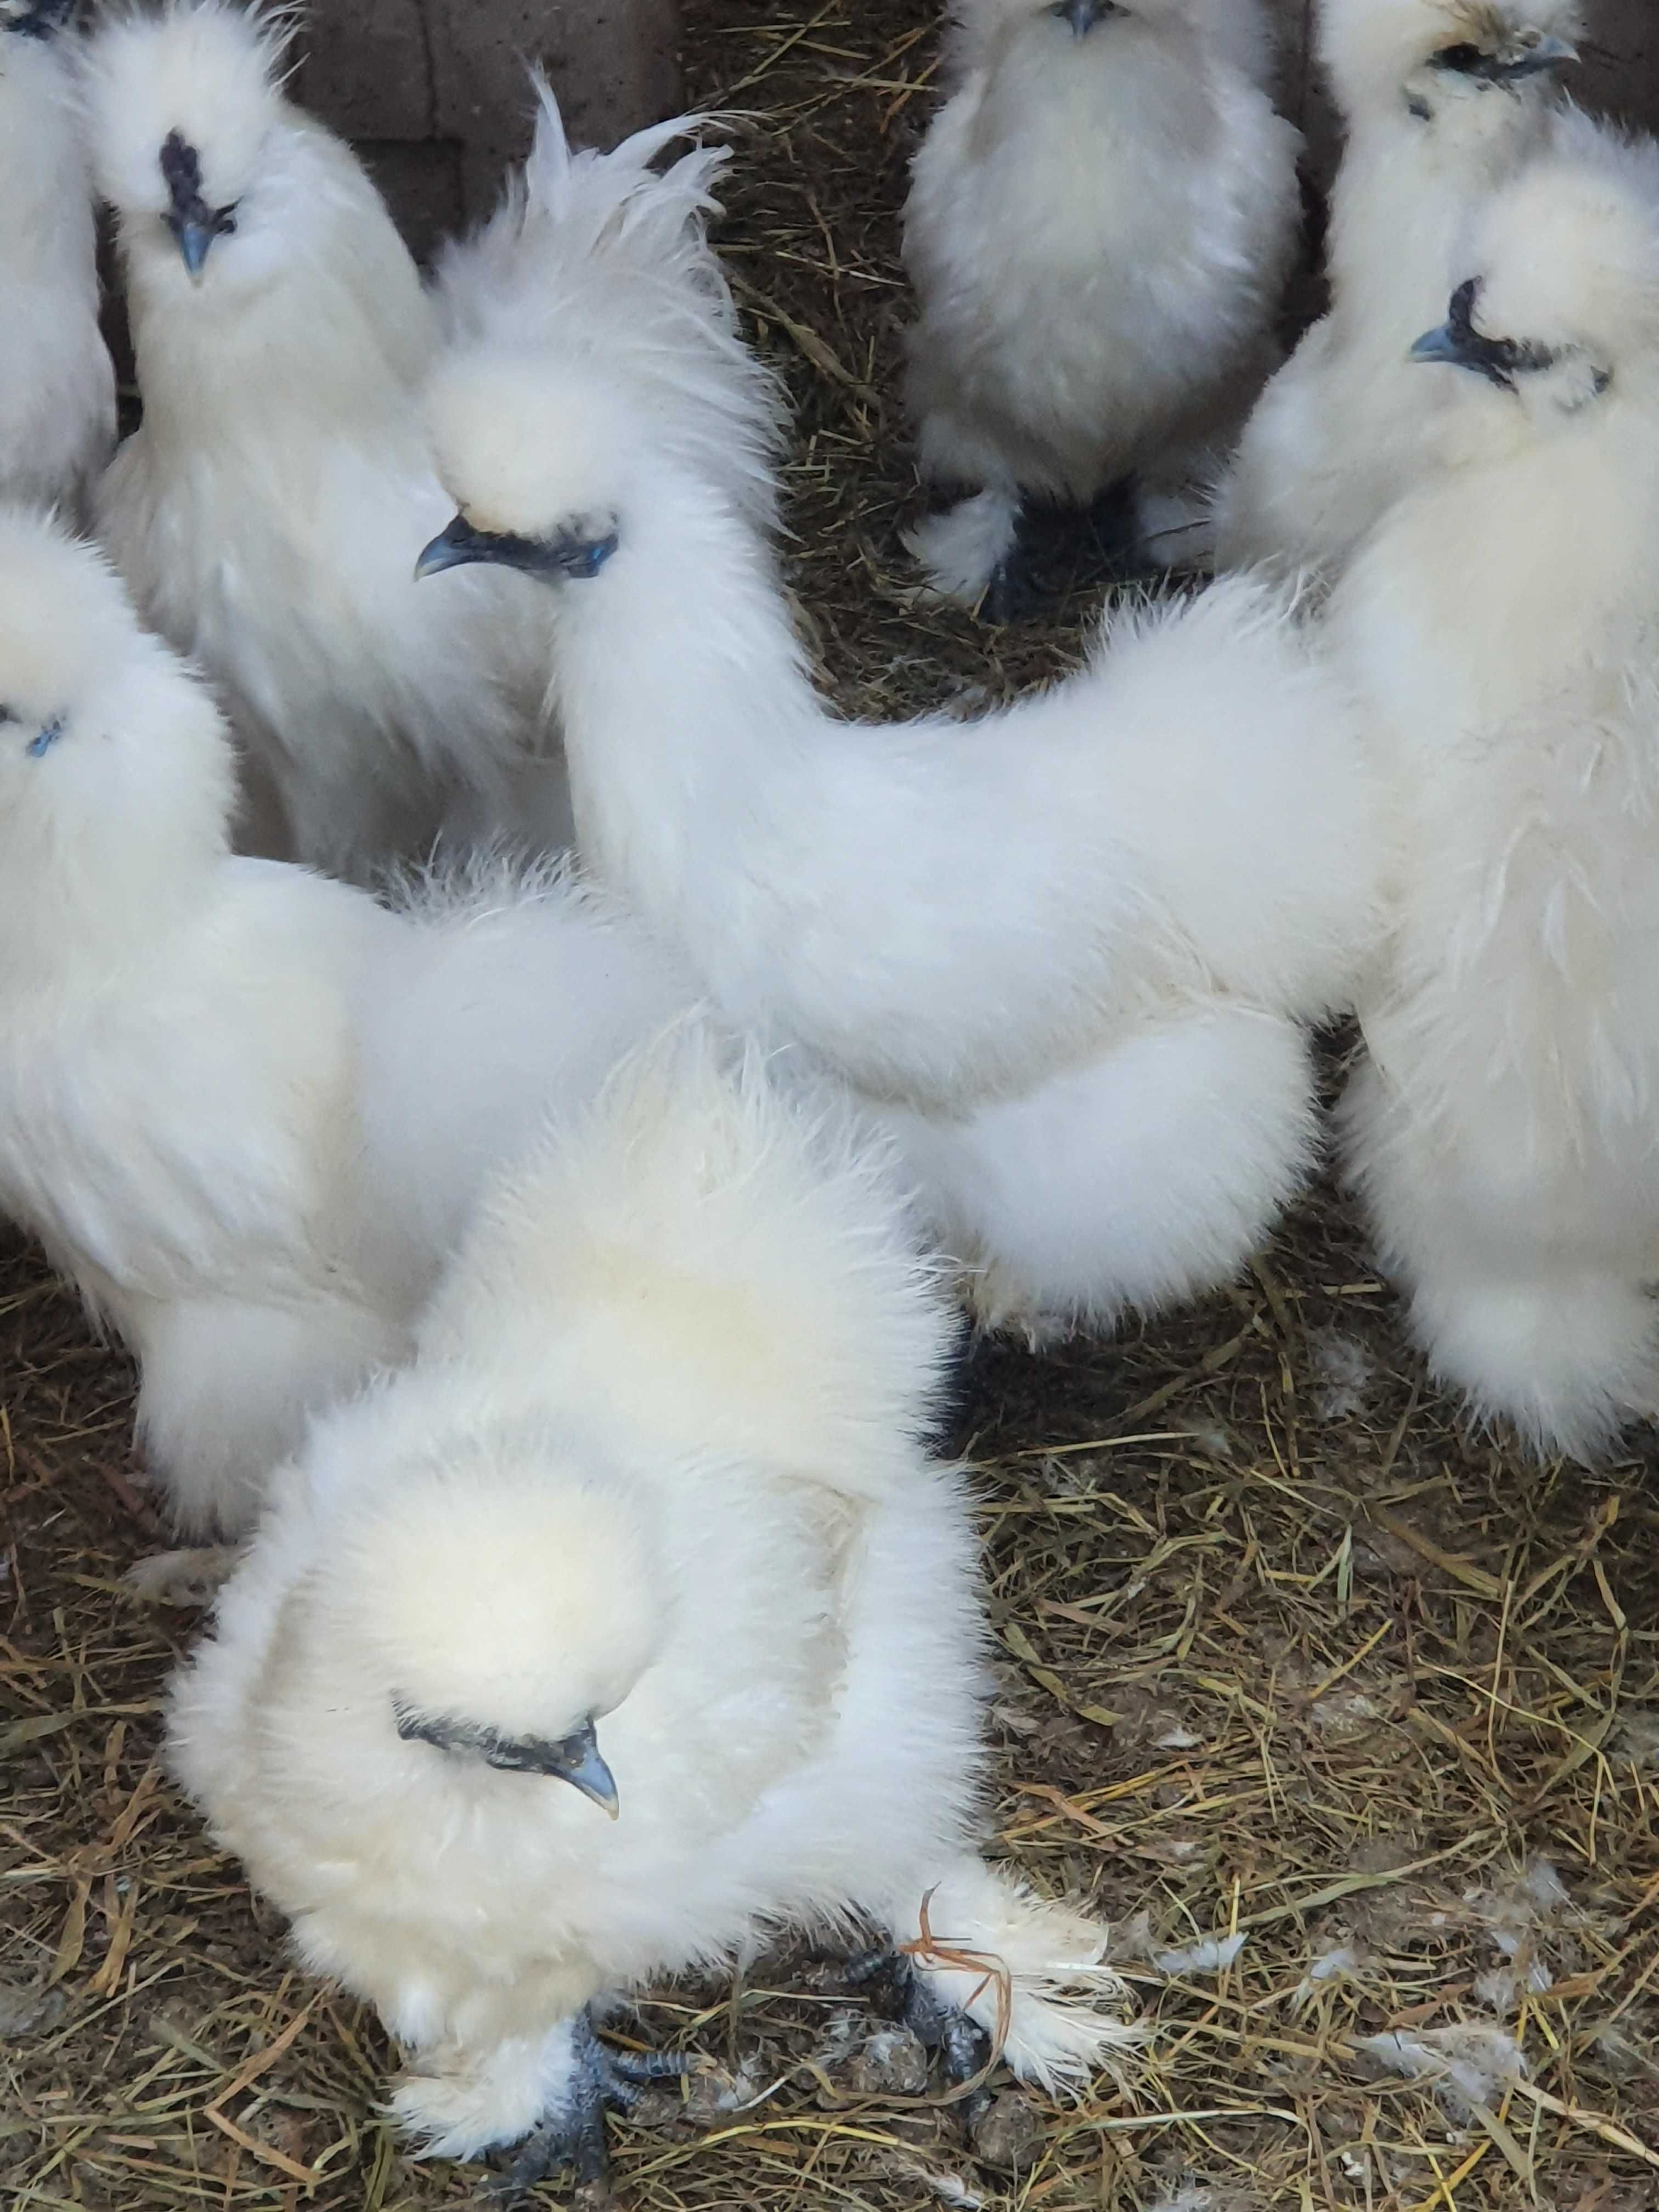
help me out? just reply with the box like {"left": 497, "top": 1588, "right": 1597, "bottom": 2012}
{"left": 0, "top": 0, "right": 116, "bottom": 517}
{"left": 83, "top": 0, "right": 565, "bottom": 876}
{"left": 902, "top": 0, "right": 1302, "bottom": 616}
{"left": 170, "top": 1025, "right": 1136, "bottom": 2190}
{"left": 0, "top": 504, "right": 694, "bottom": 1538}
{"left": 1214, "top": 0, "right": 1582, "bottom": 583}
{"left": 1327, "top": 145, "right": 1659, "bottom": 1458}
{"left": 416, "top": 174, "right": 1386, "bottom": 1339}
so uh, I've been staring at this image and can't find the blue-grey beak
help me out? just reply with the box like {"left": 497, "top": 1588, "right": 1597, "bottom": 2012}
{"left": 1053, "top": 0, "right": 1119, "bottom": 32}
{"left": 1505, "top": 33, "right": 1578, "bottom": 76}
{"left": 415, "top": 512, "right": 619, "bottom": 585}
{"left": 393, "top": 1702, "right": 620, "bottom": 1818}
{"left": 546, "top": 1718, "right": 621, "bottom": 1820}
{"left": 27, "top": 718, "right": 64, "bottom": 759}
{"left": 1410, "top": 323, "right": 1464, "bottom": 366}
{"left": 168, "top": 215, "right": 215, "bottom": 281}
{"left": 1410, "top": 280, "right": 1552, "bottom": 389}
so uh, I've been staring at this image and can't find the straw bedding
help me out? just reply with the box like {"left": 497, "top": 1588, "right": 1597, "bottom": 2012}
{"left": 3, "top": 6, "right": 1656, "bottom": 2206}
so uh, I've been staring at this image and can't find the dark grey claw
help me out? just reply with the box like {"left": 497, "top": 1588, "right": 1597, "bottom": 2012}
{"left": 490, "top": 2011, "right": 694, "bottom": 2204}
{"left": 979, "top": 544, "right": 1040, "bottom": 627}
{"left": 845, "top": 1949, "right": 995, "bottom": 2130}
{"left": 979, "top": 477, "right": 1144, "bottom": 622}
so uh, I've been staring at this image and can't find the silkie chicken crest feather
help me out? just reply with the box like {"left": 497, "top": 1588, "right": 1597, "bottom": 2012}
{"left": 431, "top": 83, "right": 785, "bottom": 533}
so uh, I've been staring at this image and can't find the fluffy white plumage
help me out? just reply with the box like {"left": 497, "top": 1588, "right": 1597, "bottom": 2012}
{"left": 901, "top": 0, "right": 1302, "bottom": 605}
{"left": 430, "top": 81, "right": 780, "bottom": 537}
{"left": 0, "top": 504, "right": 695, "bottom": 1535}
{"left": 1214, "top": 0, "right": 1582, "bottom": 583}
{"left": 170, "top": 1025, "right": 1136, "bottom": 2180}
{"left": 1326, "top": 144, "right": 1659, "bottom": 1459}
{"left": 0, "top": 1, "right": 115, "bottom": 518}
{"left": 83, "top": 0, "right": 565, "bottom": 877}
{"left": 417, "top": 137, "right": 1385, "bottom": 1338}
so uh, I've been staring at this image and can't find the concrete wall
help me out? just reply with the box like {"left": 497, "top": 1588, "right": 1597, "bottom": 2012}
{"left": 1266, "top": 0, "right": 1659, "bottom": 161}
{"left": 295, "top": 0, "right": 682, "bottom": 259}
{"left": 1584, "top": 0, "right": 1659, "bottom": 119}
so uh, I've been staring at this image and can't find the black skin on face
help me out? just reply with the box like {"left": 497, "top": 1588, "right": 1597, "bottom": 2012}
{"left": 415, "top": 513, "right": 621, "bottom": 584}
{"left": 1431, "top": 32, "right": 1577, "bottom": 82}
{"left": 1443, "top": 277, "right": 1558, "bottom": 390}
{"left": 393, "top": 1700, "right": 591, "bottom": 1776}
{"left": 5, "top": 0, "right": 77, "bottom": 42}
{"left": 160, "top": 131, "right": 239, "bottom": 251}
{"left": 1434, "top": 40, "right": 1506, "bottom": 75}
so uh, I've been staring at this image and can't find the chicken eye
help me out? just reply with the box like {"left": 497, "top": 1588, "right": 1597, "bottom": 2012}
{"left": 1432, "top": 42, "right": 1491, "bottom": 71}
{"left": 0, "top": 707, "right": 14, "bottom": 725}
{"left": 213, "top": 203, "right": 238, "bottom": 237}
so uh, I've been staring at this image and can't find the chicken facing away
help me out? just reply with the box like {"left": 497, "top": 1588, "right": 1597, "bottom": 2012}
{"left": 902, "top": 0, "right": 1302, "bottom": 617}
{"left": 414, "top": 111, "right": 1385, "bottom": 1341}
{"left": 83, "top": 0, "right": 564, "bottom": 878}
{"left": 1326, "top": 140, "right": 1659, "bottom": 1458}
{"left": 0, "top": 0, "right": 116, "bottom": 518}
{"left": 1214, "top": 0, "right": 1582, "bottom": 585}
{"left": 0, "top": 505, "right": 694, "bottom": 1539}
{"left": 171, "top": 1025, "right": 1137, "bottom": 2191}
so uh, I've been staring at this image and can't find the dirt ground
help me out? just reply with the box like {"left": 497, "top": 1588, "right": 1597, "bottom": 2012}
{"left": 4, "top": 5, "right": 1658, "bottom": 2210}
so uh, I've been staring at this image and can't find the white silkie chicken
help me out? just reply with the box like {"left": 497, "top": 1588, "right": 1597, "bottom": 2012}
{"left": 1214, "top": 0, "right": 1582, "bottom": 584}
{"left": 901, "top": 0, "right": 1302, "bottom": 617}
{"left": 1328, "top": 144, "right": 1659, "bottom": 1458}
{"left": 82, "top": 0, "right": 566, "bottom": 876}
{"left": 0, "top": 505, "right": 693, "bottom": 1539}
{"left": 413, "top": 126, "right": 1386, "bottom": 1342}
{"left": 0, "top": 0, "right": 116, "bottom": 518}
{"left": 170, "top": 1025, "right": 1136, "bottom": 2192}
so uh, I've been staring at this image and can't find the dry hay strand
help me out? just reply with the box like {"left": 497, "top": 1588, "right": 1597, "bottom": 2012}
{"left": 5, "top": 5, "right": 1659, "bottom": 2211}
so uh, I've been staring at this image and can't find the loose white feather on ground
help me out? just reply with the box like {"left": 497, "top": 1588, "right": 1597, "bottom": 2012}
{"left": 1326, "top": 142, "right": 1659, "bottom": 1459}
{"left": 170, "top": 1024, "right": 1137, "bottom": 2190}
{"left": 0, "top": 0, "right": 116, "bottom": 519}
{"left": 1214, "top": 0, "right": 1583, "bottom": 585}
{"left": 0, "top": 503, "right": 697, "bottom": 1538}
{"left": 901, "top": 0, "right": 1302, "bottom": 613}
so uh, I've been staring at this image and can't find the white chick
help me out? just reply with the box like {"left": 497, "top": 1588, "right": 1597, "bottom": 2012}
{"left": 82, "top": 0, "right": 563, "bottom": 877}
{"left": 901, "top": 0, "right": 1302, "bottom": 617}
{"left": 0, "top": 504, "right": 695, "bottom": 1539}
{"left": 1326, "top": 145, "right": 1659, "bottom": 1458}
{"left": 1214, "top": 0, "right": 1582, "bottom": 584}
{"left": 0, "top": 0, "right": 116, "bottom": 518}
{"left": 416, "top": 188, "right": 1385, "bottom": 1340}
{"left": 170, "top": 1025, "right": 1136, "bottom": 2190}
